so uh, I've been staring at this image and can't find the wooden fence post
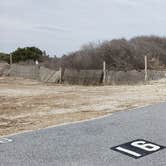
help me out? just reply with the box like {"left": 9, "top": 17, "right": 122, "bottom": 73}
{"left": 144, "top": 55, "right": 148, "bottom": 82}
{"left": 10, "top": 54, "right": 13, "bottom": 65}
{"left": 103, "top": 61, "right": 106, "bottom": 85}
{"left": 59, "top": 67, "right": 62, "bottom": 84}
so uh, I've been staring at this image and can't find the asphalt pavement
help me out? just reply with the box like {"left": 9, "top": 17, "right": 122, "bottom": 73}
{"left": 0, "top": 103, "right": 166, "bottom": 166}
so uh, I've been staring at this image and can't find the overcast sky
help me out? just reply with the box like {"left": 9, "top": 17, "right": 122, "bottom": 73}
{"left": 1, "top": 0, "right": 166, "bottom": 56}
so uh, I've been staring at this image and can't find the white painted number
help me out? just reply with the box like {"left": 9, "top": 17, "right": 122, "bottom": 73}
{"left": 115, "top": 140, "right": 161, "bottom": 158}
{"left": 116, "top": 147, "right": 141, "bottom": 157}
{"left": 131, "top": 141, "right": 160, "bottom": 152}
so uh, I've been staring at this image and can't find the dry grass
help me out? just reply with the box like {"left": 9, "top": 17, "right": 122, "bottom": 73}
{"left": 0, "top": 76, "right": 166, "bottom": 136}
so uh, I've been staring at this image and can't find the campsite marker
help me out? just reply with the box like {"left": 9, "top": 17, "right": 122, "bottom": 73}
{"left": 111, "top": 139, "right": 165, "bottom": 159}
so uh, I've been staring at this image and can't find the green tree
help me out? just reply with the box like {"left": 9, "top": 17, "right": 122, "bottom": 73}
{"left": 11, "top": 47, "right": 43, "bottom": 63}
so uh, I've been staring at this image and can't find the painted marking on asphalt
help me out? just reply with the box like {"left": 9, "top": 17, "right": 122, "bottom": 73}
{"left": 111, "top": 139, "right": 165, "bottom": 159}
{"left": 116, "top": 146, "right": 141, "bottom": 157}
{"left": 0, "top": 138, "right": 13, "bottom": 144}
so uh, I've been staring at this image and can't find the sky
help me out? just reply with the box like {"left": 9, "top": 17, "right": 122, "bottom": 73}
{"left": 0, "top": 0, "right": 166, "bottom": 56}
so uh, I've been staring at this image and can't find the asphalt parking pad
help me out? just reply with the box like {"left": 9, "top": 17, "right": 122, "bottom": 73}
{"left": 0, "top": 103, "right": 166, "bottom": 166}
{"left": 111, "top": 139, "right": 165, "bottom": 159}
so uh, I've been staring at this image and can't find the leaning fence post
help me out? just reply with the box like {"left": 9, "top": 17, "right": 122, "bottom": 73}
{"left": 144, "top": 55, "right": 148, "bottom": 82}
{"left": 103, "top": 61, "right": 106, "bottom": 85}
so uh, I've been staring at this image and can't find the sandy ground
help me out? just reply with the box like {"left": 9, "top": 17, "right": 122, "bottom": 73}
{"left": 0, "top": 76, "right": 166, "bottom": 136}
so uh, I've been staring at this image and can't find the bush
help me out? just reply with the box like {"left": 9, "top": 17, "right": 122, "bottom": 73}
{"left": 11, "top": 47, "right": 43, "bottom": 63}
{"left": 61, "top": 36, "right": 166, "bottom": 70}
{"left": 0, "top": 53, "right": 10, "bottom": 63}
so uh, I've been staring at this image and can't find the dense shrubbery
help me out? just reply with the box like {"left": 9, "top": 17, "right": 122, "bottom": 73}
{"left": 61, "top": 36, "right": 166, "bottom": 70}
{"left": 0, "top": 47, "right": 61, "bottom": 69}
{"left": 1, "top": 36, "right": 166, "bottom": 70}
{"left": 11, "top": 47, "right": 43, "bottom": 63}
{"left": 0, "top": 47, "right": 43, "bottom": 64}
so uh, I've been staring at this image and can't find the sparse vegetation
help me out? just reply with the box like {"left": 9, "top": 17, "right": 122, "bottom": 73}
{"left": 0, "top": 76, "right": 166, "bottom": 136}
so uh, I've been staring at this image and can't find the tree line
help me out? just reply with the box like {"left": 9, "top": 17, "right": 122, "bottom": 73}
{"left": 0, "top": 36, "right": 166, "bottom": 71}
{"left": 61, "top": 36, "right": 166, "bottom": 70}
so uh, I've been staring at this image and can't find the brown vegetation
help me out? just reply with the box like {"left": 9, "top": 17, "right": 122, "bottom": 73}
{"left": 1, "top": 36, "right": 166, "bottom": 71}
{"left": 0, "top": 76, "right": 166, "bottom": 136}
{"left": 60, "top": 36, "right": 166, "bottom": 71}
